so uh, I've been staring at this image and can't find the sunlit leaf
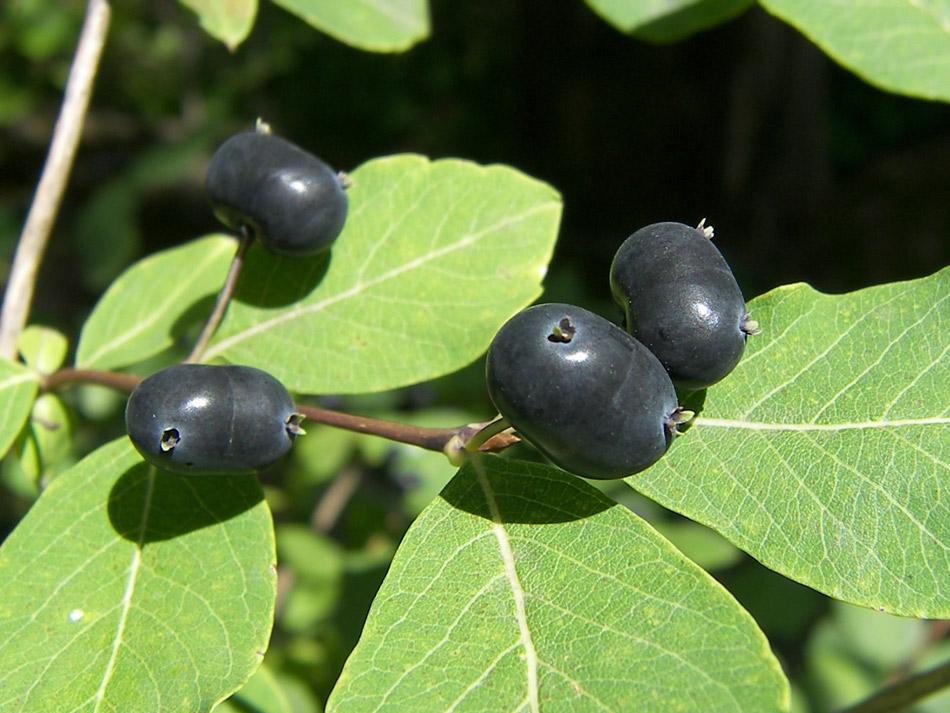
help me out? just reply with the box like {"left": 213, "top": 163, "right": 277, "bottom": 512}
{"left": 636, "top": 266, "right": 950, "bottom": 617}
{"left": 327, "top": 458, "right": 790, "bottom": 712}
{"left": 76, "top": 235, "right": 236, "bottom": 371}
{"left": 179, "top": 0, "right": 258, "bottom": 50}
{"left": 0, "top": 357, "right": 40, "bottom": 461}
{"left": 0, "top": 439, "right": 276, "bottom": 712}
{"left": 270, "top": 0, "right": 429, "bottom": 52}
{"left": 760, "top": 0, "right": 950, "bottom": 101}
{"left": 204, "top": 155, "right": 561, "bottom": 395}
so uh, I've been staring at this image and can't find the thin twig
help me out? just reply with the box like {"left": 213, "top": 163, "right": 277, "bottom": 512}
{"left": 294, "top": 404, "right": 518, "bottom": 455}
{"left": 837, "top": 660, "right": 950, "bottom": 713}
{"left": 0, "top": 0, "right": 112, "bottom": 359}
{"left": 43, "top": 367, "right": 142, "bottom": 394}
{"left": 183, "top": 229, "right": 252, "bottom": 364}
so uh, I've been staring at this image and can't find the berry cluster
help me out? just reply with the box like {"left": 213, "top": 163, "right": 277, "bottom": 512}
{"left": 123, "top": 127, "right": 754, "bottom": 483}
{"left": 125, "top": 125, "right": 348, "bottom": 476}
{"left": 486, "top": 220, "right": 757, "bottom": 480}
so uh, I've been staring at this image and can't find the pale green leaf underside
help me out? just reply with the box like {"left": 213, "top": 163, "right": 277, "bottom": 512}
{"left": 204, "top": 154, "right": 562, "bottom": 395}
{"left": 270, "top": 0, "right": 429, "bottom": 52}
{"left": 0, "top": 438, "right": 276, "bottom": 713}
{"left": 327, "top": 458, "right": 789, "bottom": 713}
{"left": 585, "top": 0, "right": 750, "bottom": 36}
{"left": 179, "top": 0, "right": 258, "bottom": 50}
{"left": 18, "top": 325, "right": 69, "bottom": 375}
{"left": 760, "top": 0, "right": 950, "bottom": 101}
{"left": 0, "top": 358, "right": 40, "bottom": 461}
{"left": 76, "top": 234, "right": 236, "bottom": 371}
{"left": 636, "top": 266, "right": 950, "bottom": 618}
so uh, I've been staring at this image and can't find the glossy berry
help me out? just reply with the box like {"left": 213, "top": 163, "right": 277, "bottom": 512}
{"left": 205, "top": 129, "right": 348, "bottom": 257}
{"left": 610, "top": 221, "right": 756, "bottom": 391}
{"left": 486, "top": 303, "right": 685, "bottom": 480}
{"left": 125, "top": 364, "right": 303, "bottom": 476}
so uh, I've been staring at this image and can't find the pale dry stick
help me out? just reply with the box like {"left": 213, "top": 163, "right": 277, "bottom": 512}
{"left": 0, "top": 0, "right": 112, "bottom": 360}
{"left": 182, "top": 228, "right": 254, "bottom": 363}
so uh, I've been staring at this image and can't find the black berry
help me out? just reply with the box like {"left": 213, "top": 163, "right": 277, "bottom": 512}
{"left": 205, "top": 129, "right": 348, "bottom": 257}
{"left": 610, "top": 221, "right": 755, "bottom": 391}
{"left": 486, "top": 303, "right": 684, "bottom": 480}
{"left": 125, "top": 364, "right": 303, "bottom": 476}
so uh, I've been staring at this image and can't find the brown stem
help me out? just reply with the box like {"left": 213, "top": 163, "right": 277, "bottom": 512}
{"left": 0, "top": 0, "right": 112, "bottom": 359}
{"left": 43, "top": 367, "right": 142, "bottom": 394}
{"left": 294, "top": 404, "right": 517, "bottom": 455}
{"left": 183, "top": 229, "right": 252, "bottom": 364}
{"left": 836, "top": 659, "right": 950, "bottom": 713}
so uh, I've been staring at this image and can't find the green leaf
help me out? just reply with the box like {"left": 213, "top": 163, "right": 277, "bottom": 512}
{"left": 584, "top": 0, "right": 751, "bottom": 37}
{"left": 635, "top": 266, "right": 950, "bottom": 618}
{"left": 759, "top": 0, "right": 950, "bottom": 101}
{"left": 219, "top": 665, "right": 323, "bottom": 713}
{"left": 326, "top": 457, "right": 790, "bottom": 713}
{"left": 269, "top": 0, "right": 429, "bottom": 52}
{"left": 204, "top": 155, "right": 562, "bottom": 395}
{"left": 633, "top": 0, "right": 754, "bottom": 43}
{"left": 0, "top": 357, "right": 40, "bottom": 460}
{"left": 6, "top": 393, "right": 74, "bottom": 492}
{"left": 179, "top": 0, "right": 258, "bottom": 50}
{"left": 18, "top": 324, "right": 69, "bottom": 375}
{"left": 75, "top": 235, "right": 236, "bottom": 371}
{"left": 0, "top": 438, "right": 276, "bottom": 712}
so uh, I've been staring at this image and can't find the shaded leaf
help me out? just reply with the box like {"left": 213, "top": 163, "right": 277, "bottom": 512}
{"left": 585, "top": 0, "right": 750, "bottom": 38}
{"left": 635, "top": 266, "right": 950, "bottom": 617}
{"left": 204, "top": 155, "right": 562, "bottom": 395}
{"left": 760, "top": 0, "right": 950, "bottom": 101}
{"left": 179, "top": 0, "right": 258, "bottom": 50}
{"left": 76, "top": 235, "right": 236, "bottom": 371}
{"left": 0, "top": 438, "right": 276, "bottom": 712}
{"left": 327, "top": 457, "right": 789, "bottom": 713}
{"left": 633, "top": 0, "right": 753, "bottom": 43}
{"left": 0, "top": 357, "right": 40, "bottom": 460}
{"left": 270, "top": 0, "right": 429, "bottom": 52}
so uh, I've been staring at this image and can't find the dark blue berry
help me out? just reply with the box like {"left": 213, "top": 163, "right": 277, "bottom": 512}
{"left": 486, "top": 303, "right": 683, "bottom": 479}
{"left": 206, "top": 130, "right": 348, "bottom": 257}
{"left": 125, "top": 364, "right": 302, "bottom": 476}
{"left": 610, "top": 221, "right": 755, "bottom": 391}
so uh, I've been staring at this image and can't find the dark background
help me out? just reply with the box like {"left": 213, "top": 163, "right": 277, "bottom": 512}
{"left": 3, "top": 0, "right": 950, "bottom": 341}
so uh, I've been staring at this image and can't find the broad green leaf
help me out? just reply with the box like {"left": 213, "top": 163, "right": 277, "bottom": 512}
{"left": 18, "top": 324, "right": 68, "bottom": 375}
{"left": 270, "top": 0, "right": 429, "bottom": 52}
{"left": 0, "top": 438, "right": 276, "bottom": 713}
{"left": 759, "top": 0, "right": 950, "bottom": 101}
{"left": 635, "top": 266, "right": 950, "bottom": 618}
{"left": 0, "top": 357, "right": 40, "bottom": 460}
{"left": 327, "top": 457, "right": 790, "bottom": 713}
{"left": 585, "top": 0, "right": 751, "bottom": 37}
{"left": 204, "top": 155, "right": 562, "bottom": 395}
{"left": 179, "top": 0, "right": 257, "bottom": 50}
{"left": 76, "top": 235, "right": 236, "bottom": 371}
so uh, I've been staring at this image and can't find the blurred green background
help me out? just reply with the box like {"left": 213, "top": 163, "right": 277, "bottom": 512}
{"left": 2, "top": 1, "right": 949, "bottom": 711}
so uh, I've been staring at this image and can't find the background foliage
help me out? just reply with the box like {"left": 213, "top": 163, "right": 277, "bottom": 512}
{"left": 1, "top": 1, "right": 949, "bottom": 712}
